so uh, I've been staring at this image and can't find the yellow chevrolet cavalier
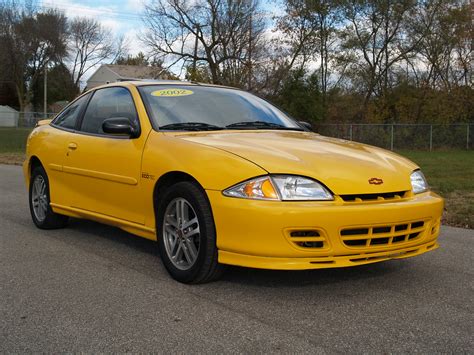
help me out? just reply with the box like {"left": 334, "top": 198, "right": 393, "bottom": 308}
{"left": 24, "top": 81, "right": 444, "bottom": 283}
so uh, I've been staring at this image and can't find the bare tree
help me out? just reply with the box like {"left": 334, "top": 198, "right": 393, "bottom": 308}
{"left": 334, "top": 0, "right": 443, "bottom": 120}
{"left": 410, "top": 0, "right": 472, "bottom": 89}
{"left": 277, "top": 0, "right": 341, "bottom": 115}
{"left": 313, "top": 0, "right": 341, "bottom": 111}
{"left": 276, "top": 0, "right": 320, "bottom": 75}
{"left": 142, "top": 0, "right": 265, "bottom": 87}
{"left": 68, "top": 17, "right": 126, "bottom": 88}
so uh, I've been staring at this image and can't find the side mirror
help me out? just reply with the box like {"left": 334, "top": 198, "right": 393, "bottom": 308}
{"left": 102, "top": 117, "right": 139, "bottom": 138}
{"left": 299, "top": 121, "right": 313, "bottom": 131}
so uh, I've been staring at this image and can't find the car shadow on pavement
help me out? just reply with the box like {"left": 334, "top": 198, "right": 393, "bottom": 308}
{"left": 65, "top": 218, "right": 159, "bottom": 256}
{"left": 221, "top": 262, "right": 406, "bottom": 288}
{"left": 62, "top": 218, "right": 410, "bottom": 288}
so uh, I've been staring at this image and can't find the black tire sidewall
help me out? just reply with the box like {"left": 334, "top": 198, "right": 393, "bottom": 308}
{"left": 156, "top": 182, "right": 216, "bottom": 283}
{"left": 29, "top": 165, "right": 66, "bottom": 229}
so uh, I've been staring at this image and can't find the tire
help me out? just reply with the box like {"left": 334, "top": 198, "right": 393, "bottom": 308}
{"left": 29, "top": 165, "right": 69, "bottom": 229}
{"left": 156, "top": 181, "right": 225, "bottom": 283}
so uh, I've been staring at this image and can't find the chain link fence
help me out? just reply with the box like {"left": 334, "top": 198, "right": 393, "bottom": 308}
{"left": 0, "top": 111, "right": 56, "bottom": 128}
{"left": 315, "top": 123, "right": 473, "bottom": 151}
{"left": 0, "top": 111, "right": 472, "bottom": 151}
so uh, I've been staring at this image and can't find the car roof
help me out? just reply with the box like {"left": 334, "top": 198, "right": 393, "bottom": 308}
{"left": 92, "top": 80, "right": 236, "bottom": 91}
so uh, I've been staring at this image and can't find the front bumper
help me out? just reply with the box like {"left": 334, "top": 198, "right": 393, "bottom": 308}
{"left": 206, "top": 190, "right": 444, "bottom": 270}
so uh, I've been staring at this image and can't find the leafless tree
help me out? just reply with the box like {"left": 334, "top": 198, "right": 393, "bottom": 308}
{"left": 276, "top": 0, "right": 341, "bottom": 115}
{"left": 409, "top": 0, "right": 472, "bottom": 89}
{"left": 335, "top": 0, "right": 443, "bottom": 119}
{"left": 276, "top": 0, "right": 320, "bottom": 74}
{"left": 142, "top": 0, "right": 266, "bottom": 88}
{"left": 68, "top": 17, "right": 126, "bottom": 88}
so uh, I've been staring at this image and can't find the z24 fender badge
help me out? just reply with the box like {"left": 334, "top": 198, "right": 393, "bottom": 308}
{"left": 368, "top": 177, "right": 383, "bottom": 185}
{"left": 141, "top": 172, "right": 155, "bottom": 180}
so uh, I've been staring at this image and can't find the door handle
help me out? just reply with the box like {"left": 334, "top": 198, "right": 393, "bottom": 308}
{"left": 68, "top": 143, "right": 77, "bottom": 150}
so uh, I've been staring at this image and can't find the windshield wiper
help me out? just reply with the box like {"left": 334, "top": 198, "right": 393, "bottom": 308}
{"left": 225, "top": 121, "right": 303, "bottom": 131}
{"left": 159, "top": 122, "right": 223, "bottom": 131}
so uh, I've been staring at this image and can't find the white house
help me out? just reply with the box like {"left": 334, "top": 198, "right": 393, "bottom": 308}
{"left": 0, "top": 105, "right": 19, "bottom": 127}
{"left": 86, "top": 64, "right": 172, "bottom": 89}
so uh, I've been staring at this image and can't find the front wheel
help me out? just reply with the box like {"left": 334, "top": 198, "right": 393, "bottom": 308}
{"left": 29, "top": 165, "right": 69, "bottom": 229}
{"left": 156, "top": 181, "right": 224, "bottom": 283}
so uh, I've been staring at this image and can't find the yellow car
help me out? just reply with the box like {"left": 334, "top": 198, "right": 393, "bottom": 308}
{"left": 23, "top": 81, "right": 444, "bottom": 283}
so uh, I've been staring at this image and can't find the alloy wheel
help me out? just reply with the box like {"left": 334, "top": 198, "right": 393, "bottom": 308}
{"left": 163, "top": 197, "right": 201, "bottom": 270}
{"left": 31, "top": 175, "right": 48, "bottom": 222}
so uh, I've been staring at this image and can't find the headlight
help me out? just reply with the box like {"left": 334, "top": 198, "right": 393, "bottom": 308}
{"left": 410, "top": 170, "right": 428, "bottom": 194}
{"left": 223, "top": 175, "right": 333, "bottom": 201}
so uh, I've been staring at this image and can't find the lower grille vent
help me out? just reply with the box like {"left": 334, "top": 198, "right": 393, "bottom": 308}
{"left": 288, "top": 229, "right": 327, "bottom": 249}
{"left": 340, "top": 191, "right": 408, "bottom": 203}
{"left": 340, "top": 220, "right": 427, "bottom": 248}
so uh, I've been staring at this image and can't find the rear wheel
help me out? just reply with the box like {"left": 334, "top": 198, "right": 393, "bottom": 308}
{"left": 156, "top": 181, "right": 224, "bottom": 283}
{"left": 29, "top": 165, "right": 68, "bottom": 229}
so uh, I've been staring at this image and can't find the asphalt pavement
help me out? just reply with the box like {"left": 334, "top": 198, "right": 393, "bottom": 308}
{"left": 1, "top": 164, "right": 473, "bottom": 353}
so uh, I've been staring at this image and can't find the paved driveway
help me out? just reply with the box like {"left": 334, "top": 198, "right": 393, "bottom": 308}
{"left": 1, "top": 164, "right": 473, "bottom": 353}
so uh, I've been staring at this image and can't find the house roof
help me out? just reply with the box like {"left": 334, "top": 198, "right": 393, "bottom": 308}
{"left": 104, "top": 64, "right": 169, "bottom": 80}
{"left": 0, "top": 105, "right": 18, "bottom": 113}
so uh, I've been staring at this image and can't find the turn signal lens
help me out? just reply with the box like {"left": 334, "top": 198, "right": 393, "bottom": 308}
{"left": 261, "top": 179, "right": 278, "bottom": 199}
{"left": 410, "top": 170, "right": 429, "bottom": 194}
{"left": 223, "top": 176, "right": 279, "bottom": 200}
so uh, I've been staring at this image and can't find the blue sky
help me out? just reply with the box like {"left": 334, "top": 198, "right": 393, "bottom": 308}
{"left": 42, "top": 0, "right": 281, "bottom": 82}
{"left": 42, "top": 0, "right": 145, "bottom": 55}
{"left": 42, "top": 0, "right": 281, "bottom": 54}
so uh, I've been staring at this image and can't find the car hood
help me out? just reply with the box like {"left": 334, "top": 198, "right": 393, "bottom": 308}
{"left": 166, "top": 130, "right": 417, "bottom": 194}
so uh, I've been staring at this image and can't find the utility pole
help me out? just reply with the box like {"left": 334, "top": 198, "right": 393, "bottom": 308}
{"left": 192, "top": 24, "right": 199, "bottom": 81}
{"left": 43, "top": 61, "right": 48, "bottom": 118}
{"left": 248, "top": 13, "right": 252, "bottom": 90}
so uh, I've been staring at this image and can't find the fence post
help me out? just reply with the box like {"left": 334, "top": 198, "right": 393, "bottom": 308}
{"left": 467, "top": 124, "right": 470, "bottom": 150}
{"left": 390, "top": 124, "right": 394, "bottom": 151}
{"left": 429, "top": 125, "right": 433, "bottom": 152}
{"left": 349, "top": 124, "right": 353, "bottom": 141}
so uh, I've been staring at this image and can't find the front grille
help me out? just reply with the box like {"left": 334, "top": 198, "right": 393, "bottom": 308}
{"left": 340, "top": 220, "right": 427, "bottom": 248}
{"left": 287, "top": 229, "right": 327, "bottom": 249}
{"left": 339, "top": 191, "right": 408, "bottom": 203}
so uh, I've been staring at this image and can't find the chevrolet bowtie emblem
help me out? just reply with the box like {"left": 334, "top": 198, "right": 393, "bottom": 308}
{"left": 368, "top": 177, "right": 383, "bottom": 185}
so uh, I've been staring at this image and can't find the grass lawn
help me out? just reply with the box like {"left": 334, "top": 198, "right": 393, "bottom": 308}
{"left": 0, "top": 127, "right": 31, "bottom": 165}
{"left": 398, "top": 150, "right": 473, "bottom": 229}
{"left": 0, "top": 127, "right": 32, "bottom": 152}
{"left": 0, "top": 127, "right": 472, "bottom": 228}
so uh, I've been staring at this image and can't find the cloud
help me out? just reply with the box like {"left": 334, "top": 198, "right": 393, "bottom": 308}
{"left": 45, "top": 0, "right": 147, "bottom": 55}
{"left": 101, "top": 18, "right": 122, "bottom": 32}
{"left": 123, "top": 28, "right": 144, "bottom": 56}
{"left": 44, "top": 1, "right": 146, "bottom": 86}
{"left": 126, "top": 0, "right": 145, "bottom": 11}
{"left": 44, "top": 0, "right": 142, "bottom": 33}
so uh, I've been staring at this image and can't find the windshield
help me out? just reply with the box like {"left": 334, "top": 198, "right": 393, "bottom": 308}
{"left": 138, "top": 85, "right": 302, "bottom": 131}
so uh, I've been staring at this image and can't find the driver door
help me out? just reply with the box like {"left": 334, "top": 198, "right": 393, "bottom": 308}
{"left": 61, "top": 86, "right": 148, "bottom": 224}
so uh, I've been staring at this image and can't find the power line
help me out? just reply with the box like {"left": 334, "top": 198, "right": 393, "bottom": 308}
{"left": 37, "top": 0, "right": 144, "bottom": 22}
{"left": 41, "top": 0, "right": 143, "bottom": 17}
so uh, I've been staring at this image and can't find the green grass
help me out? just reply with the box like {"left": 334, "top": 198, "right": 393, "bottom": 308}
{"left": 0, "top": 127, "right": 32, "bottom": 153}
{"left": 399, "top": 150, "right": 474, "bottom": 194}
{"left": 398, "top": 150, "right": 474, "bottom": 228}
{"left": 0, "top": 128, "right": 471, "bottom": 228}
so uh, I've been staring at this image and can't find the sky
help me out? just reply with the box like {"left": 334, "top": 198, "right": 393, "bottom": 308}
{"left": 38, "top": 0, "right": 282, "bottom": 84}
{"left": 40, "top": 0, "right": 282, "bottom": 81}
{"left": 41, "top": 0, "right": 147, "bottom": 57}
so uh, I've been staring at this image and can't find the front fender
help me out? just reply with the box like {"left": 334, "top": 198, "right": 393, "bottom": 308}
{"left": 139, "top": 131, "right": 267, "bottom": 229}
{"left": 142, "top": 131, "right": 267, "bottom": 191}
